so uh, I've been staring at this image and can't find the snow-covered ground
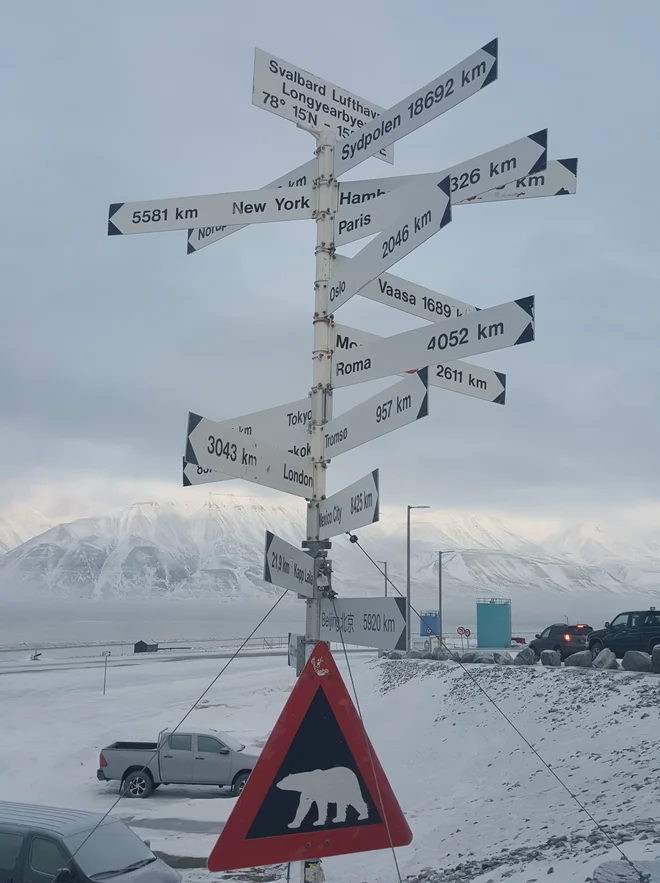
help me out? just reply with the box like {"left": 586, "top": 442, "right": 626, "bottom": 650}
{"left": 1, "top": 650, "right": 659, "bottom": 883}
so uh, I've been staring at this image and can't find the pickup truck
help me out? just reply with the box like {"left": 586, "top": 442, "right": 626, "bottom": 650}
{"left": 97, "top": 728, "right": 258, "bottom": 798}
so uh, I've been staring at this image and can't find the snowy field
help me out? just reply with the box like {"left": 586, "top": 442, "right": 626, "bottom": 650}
{"left": 1, "top": 648, "right": 660, "bottom": 883}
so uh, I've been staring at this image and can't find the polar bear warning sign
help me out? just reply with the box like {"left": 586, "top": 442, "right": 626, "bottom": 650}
{"left": 207, "top": 642, "right": 412, "bottom": 871}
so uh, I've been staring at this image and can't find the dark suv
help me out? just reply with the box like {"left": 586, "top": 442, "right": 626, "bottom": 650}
{"left": 529, "top": 623, "right": 592, "bottom": 660}
{"left": 588, "top": 610, "right": 660, "bottom": 658}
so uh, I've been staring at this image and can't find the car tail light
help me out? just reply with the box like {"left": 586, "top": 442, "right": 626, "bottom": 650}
{"left": 564, "top": 634, "right": 571, "bottom": 641}
{"left": 99, "top": 752, "right": 107, "bottom": 768}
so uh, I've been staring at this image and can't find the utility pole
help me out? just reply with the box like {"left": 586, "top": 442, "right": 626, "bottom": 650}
{"left": 300, "top": 128, "right": 337, "bottom": 883}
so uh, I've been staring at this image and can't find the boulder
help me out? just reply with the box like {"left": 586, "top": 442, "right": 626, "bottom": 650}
{"left": 473, "top": 651, "right": 495, "bottom": 664}
{"left": 622, "top": 650, "right": 651, "bottom": 672}
{"left": 513, "top": 646, "right": 536, "bottom": 666}
{"left": 432, "top": 646, "right": 451, "bottom": 661}
{"left": 540, "top": 649, "right": 561, "bottom": 667}
{"left": 422, "top": 651, "right": 435, "bottom": 660}
{"left": 593, "top": 648, "right": 619, "bottom": 670}
{"left": 459, "top": 650, "right": 478, "bottom": 663}
{"left": 387, "top": 650, "right": 404, "bottom": 660}
{"left": 564, "top": 650, "right": 593, "bottom": 668}
{"left": 652, "top": 645, "right": 660, "bottom": 674}
{"left": 406, "top": 649, "right": 423, "bottom": 659}
{"left": 493, "top": 651, "right": 514, "bottom": 665}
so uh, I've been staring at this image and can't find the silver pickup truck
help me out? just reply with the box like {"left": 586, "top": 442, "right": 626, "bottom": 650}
{"left": 97, "top": 727, "right": 258, "bottom": 798}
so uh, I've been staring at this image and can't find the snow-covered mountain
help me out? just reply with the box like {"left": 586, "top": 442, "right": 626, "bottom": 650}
{"left": 1, "top": 494, "right": 659, "bottom": 611}
{"left": 0, "top": 510, "right": 54, "bottom": 555}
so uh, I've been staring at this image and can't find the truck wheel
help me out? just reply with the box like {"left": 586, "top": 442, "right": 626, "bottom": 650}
{"left": 232, "top": 772, "right": 250, "bottom": 796}
{"left": 122, "top": 770, "right": 153, "bottom": 798}
{"left": 590, "top": 640, "right": 604, "bottom": 659}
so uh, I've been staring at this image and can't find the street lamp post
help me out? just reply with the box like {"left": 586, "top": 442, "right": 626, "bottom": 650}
{"left": 407, "top": 505, "right": 430, "bottom": 651}
{"left": 437, "top": 549, "right": 457, "bottom": 649}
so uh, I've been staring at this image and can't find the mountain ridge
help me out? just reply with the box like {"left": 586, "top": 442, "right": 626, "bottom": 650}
{"left": 1, "top": 494, "right": 659, "bottom": 606}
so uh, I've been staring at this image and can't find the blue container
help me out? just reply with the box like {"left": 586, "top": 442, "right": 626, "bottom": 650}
{"left": 476, "top": 599, "right": 511, "bottom": 648}
{"left": 419, "top": 610, "right": 439, "bottom": 637}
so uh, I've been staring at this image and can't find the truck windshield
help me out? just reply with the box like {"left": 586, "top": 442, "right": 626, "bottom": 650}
{"left": 65, "top": 821, "right": 155, "bottom": 878}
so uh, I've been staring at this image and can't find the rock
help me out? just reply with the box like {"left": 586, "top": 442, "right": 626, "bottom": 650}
{"left": 387, "top": 650, "right": 404, "bottom": 660}
{"left": 540, "top": 649, "right": 561, "bottom": 667}
{"left": 593, "top": 647, "right": 619, "bottom": 670}
{"left": 652, "top": 645, "right": 660, "bottom": 674}
{"left": 473, "top": 651, "right": 495, "bottom": 664}
{"left": 422, "top": 651, "right": 435, "bottom": 660}
{"left": 622, "top": 650, "right": 651, "bottom": 672}
{"left": 513, "top": 647, "right": 536, "bottom": 665}
{"left": 460, "top": 651, "right": 478, "bottom": 663}
{"left": 494, "top": 651, "right": 514, "bottom": 665}
{"left": 406, "top": 649, "right": 423, "bottom": 659}
{"left": 432, "top": 646, "right": 451, "bottom": 661}
{"left": 565, "top": 650, "right": 593, "bottom": 668}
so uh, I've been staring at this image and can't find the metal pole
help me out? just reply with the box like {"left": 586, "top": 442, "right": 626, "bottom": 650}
{"left": 103, "top": 655, "right": 108, "bottom": 695}
{"left": 438, "top": 551, "right": 442, "bottom": 649}
{"left": 378, "top": 562, "right": 388, "bottom": 658}
{"left": 406, "top": 506, "right": 411, "bottom": 651}
{"left": 301, "top": 129, "right": 336, "bottom": 883}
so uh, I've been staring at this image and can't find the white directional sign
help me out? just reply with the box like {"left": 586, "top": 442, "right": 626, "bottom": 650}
{"left": 264, "top": 531, "right": 315, "bottom": 598}
{"left": 317, "top": 469, "right": 379, "bottom": 540}
{"left": 183, "top": 458, "right": 232, "bottom": 487}
{"left": 457, "top": 157, "right": 578, "bottom": 205}
{"left": 319, "top": 597, "right": 407, "bottom": 651}
{"left": 335, "top": 130, "right": 548, "bottom": 246}
{"left": 333, "top": 297, "right": 534, "bottom": 388}
{"left": 186, "top": 412, "right": 313, "bottom": 498}
{"left": 335, "top": 39, "right": 498, "bottom": 176}
{"left": 333, "top": 324, "right": 506, "bottom": 405}
{"left": 108, "top": 185, "right": 316, "bottom": 236}
{"left": 323, "top": 369, "right": 428, "bottom": 459}
{"left": 252, "top": 49, "right": 394, "bottom": 165}
{"left": 203, "top": 397, "right": 312, "bottom": 457}
{"left": 328, "top": 176, "right": 452, "bottom": 313}
{"left": 186, "top": 158, "right": 315, "bottom": 254}
{"left": 335, "top": 254, "right": 477, "bottom": 323}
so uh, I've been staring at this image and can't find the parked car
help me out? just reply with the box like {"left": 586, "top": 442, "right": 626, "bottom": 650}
{"left": 529, "top": 623, "right": 593, "bottom": 660}
{"left": 97, "top": 728, "right": 258, "bottom": 798}
{"left": 588, "top": 609, "right": 660, "bottom": 658}
{"left": 0, "top": 800, "right": 180, "bottom": 883}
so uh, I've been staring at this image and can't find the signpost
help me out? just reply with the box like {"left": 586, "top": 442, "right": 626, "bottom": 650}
{"left": 333, "top": 297, "right": 535, "bottom": 388}
{"left": 106, "top": 36, "right": 576, "bottom": 880}
{"left": 317, "top": 470, "right": 379, "bottom": 541}
{"left": 458, "top": 158, "right": 578, "bottom": 205}
{"left": 264, "top": 532, "right": 316, "bottom": 598}
{"left": 108, "top": 184, "right": 316, "bottom": 236}
{"left": 328, "top": 176, "right": 452, "bottom": 313}
{"left": 185, "top": 412, "right": 313, "bottom": 498}
{"left": 335, "top": 130, "right": 548, "bottom": 246}
{"left": 334, "top": 40, "right": 499, "bottom": 176}
{"left": 252, "top": 49, "right": 393, "bottom": 165}
{"left": 187, "top": 158, "right": 316, "bottom": 253}
{"left": 319, "top": 598, "right": 406, "bottom": 651}
{"left": 333, "top": 324, "right": 506, "bottom": 405}
{"left": 321, "top": 369, "right": 428, "bottom": 459}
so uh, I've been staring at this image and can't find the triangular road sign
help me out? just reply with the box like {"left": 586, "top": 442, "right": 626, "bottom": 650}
{"left": 208, "top": 642, "right": 412, "bottom": 871}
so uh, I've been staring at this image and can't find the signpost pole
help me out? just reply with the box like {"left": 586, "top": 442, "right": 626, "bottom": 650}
{"left": 438, "top": 551, "right": 442, "bottom": 650}
{"left": 301, "top": 129, "right": 336, "bottom": 883}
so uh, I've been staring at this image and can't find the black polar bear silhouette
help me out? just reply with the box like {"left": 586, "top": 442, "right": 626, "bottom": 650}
{"left": 276, "top": 767, "right": 370, "bottom": 828}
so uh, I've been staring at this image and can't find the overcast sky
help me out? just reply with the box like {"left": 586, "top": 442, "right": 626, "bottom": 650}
{"left": 1, "top": 0, "right": 659, "bottom": 526}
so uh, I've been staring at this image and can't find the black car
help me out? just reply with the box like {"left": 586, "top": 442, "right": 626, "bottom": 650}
{"left": 529, "top": 623, "right": 593, "bottom": 660}
{"left": 588, "top": 609, "right": 660, "bottom": 658}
